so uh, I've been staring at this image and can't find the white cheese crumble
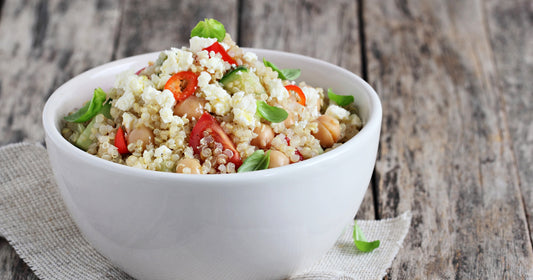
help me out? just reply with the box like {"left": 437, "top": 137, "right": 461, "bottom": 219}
{"left": 325, "top": 104, "right": 351, "bottom": 121}
{"left": 121, "top": 112, "right": 135, "bottom": 132}
{"left": 196, "top": 50, "right": 227, "bottom": 75}
{"left": 115, "top": 90, "right": 135, "bottom": 111}
{"left": 266, "top": 79, "right": 289, "bottom": 103}
{"left": 189, "top": 36, "right": 217, "bottom": 53}
{"left": 154, "top": 145, "right": 172, "bottom": 159}
{"left": 158, "top": 89, "right": 177, "bottom": 123}
{"left": 197, "top": 71, "right": 211, "bottom": 88}
{"left": 200, "top": 83, "right": 231, "bottom": 115}
{"left": 231, "top": 91, "right": 258, "bottom": 127}
{"left": 242, "top": 51, "right": 258, "bottom": 64}
{"left": 160, "top": 48, "right": 194, "bottom": 75}
{"left": 302, "top": 86, "right": 321, "bottom": 117}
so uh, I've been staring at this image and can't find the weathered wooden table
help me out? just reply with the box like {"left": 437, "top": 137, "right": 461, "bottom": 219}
{"left": 1, "top": 0, "right": 532, "bottom": 279}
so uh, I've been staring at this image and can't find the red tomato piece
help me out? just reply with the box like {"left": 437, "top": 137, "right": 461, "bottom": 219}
{"left": 164, "top": 71, "right": 198, "bottom": 102}
{"left": 285, "top": 85, "right": 306, "bottom": 106}
{"left": 115, "top": 127, "right": 129, "bottom": 154}
{"left": 190, "top": 112, "right": 242, "bottom": 167}
{"left": 203, "top": 42, "right": 237, "bottom": 65}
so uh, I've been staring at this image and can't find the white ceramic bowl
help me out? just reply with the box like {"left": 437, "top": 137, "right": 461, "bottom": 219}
{"left": 42, "top": 49, "right": 382, "bottom": 280}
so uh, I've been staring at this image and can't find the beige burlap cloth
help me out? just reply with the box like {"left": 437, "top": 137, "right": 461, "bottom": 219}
{"left": 0, "top": 143, "right": 411, "bottom": 280}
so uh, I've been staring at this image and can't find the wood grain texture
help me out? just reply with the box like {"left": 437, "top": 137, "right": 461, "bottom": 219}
{"left": 364, "top": 0, "right": 533, "bottom": 278}
{"left": 485, "top": 0, "right": 533, "bottom": 246}
{"left": 113, "top": 0, "right": 238, "bottom": 59}
{"left": 0, "top": 0, "right": 121, "bottom": 145}
{"left": 239, "top": 0, "right": 362, "bottom": 75}
{"left": 239, "top": 0, "right": 375, "bottom": 221}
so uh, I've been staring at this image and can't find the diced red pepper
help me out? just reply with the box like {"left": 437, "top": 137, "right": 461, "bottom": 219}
{"left": 164, "top": 71, "right": 198, "bottom": 102}
{"left": 190, "top": 112, "right": 242, "bottom": 167}
{"left": 115, "top": 127, "right": 129, "bottom": 154}
{"left": 285, "top": 85, "right": 306, "bottom": 106}
{"left": 203, "top": 42, "right": 237, "bottom": 65}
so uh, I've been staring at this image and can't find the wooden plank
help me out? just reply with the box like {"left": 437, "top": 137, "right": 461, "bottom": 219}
{"left": 0, "top": 0, "right": 121, "bottom": 145}
{"left": 364, "top": 0, "right": 533, "bottom": 278}
{"left": 113, "top": 0, "right": 238, "bottom": 59}
{"left": 0, "top": 0, "right": 122, "bottom": 278}
{"left": 239, "top": 0, "right": 362, "bottom": 75}
{"left": 485, "top": 0, "right": 533, "bottom": 246}
{"left": 239, "top": 0, "right": 375, "bottom": 220}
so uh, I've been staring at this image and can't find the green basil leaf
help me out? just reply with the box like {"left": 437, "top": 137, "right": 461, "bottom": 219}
{"left": 64, "top": 88, "right": 107, "bottom": 123}
{"left": 280, "top": 68, "right": 301, "bottom": 80}
{"left": 327, "top": 88, "right": 354, "bottom": 107}
{"left": 263, "top": 58, "right": 300, "bottom": 80}
{"left": 238, "top": 150, "right": 271, "bottom": 172}
{"left": 190, "top": 18, "right": 226, "bottom": 42}
{"left": 256, "top": 100, "right": 288, "bottom": 123}
{"left": 353, "top": 220, "right": 380, "bottom": 252}
{"left": 100, "top": 98, "right": 112, "bottom": 119}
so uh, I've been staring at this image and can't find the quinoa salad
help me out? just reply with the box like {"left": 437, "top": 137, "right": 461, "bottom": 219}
{"left": 61, "top": 19, "right": 363, "bottom": 174}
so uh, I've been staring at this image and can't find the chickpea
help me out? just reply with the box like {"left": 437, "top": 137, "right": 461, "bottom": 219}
{"left": 127, "top": 125, "right": 154, "bottom": 150}
{"left": 284, "top": 111, "right": 295, "bottom": 128}
{"left": 173, "top": 96, "right": 207, "bottom": 120}
{"left": 268, "top": 150, "right": 290, "bottom": 169}
{"left": 175, "top": 158, "right": 202, "bottom": 174}
{"left": 312, "top": 115, "right": 340, "bottom": 148}
{"left": 250, "top": 124, "right": 274, "bottom": 149}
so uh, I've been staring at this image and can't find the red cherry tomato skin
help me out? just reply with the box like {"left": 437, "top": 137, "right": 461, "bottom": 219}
{"left": 115, "top": 127, "right": 129, "bottom": 154}
{"left": 190, "top": 112, "right": 242, "bottom": 167}
{"left": 203, "top": 42, "right": 237, "bottom": 65}
{"left": 164, "top": 71, "right": 198, "bottom": 102}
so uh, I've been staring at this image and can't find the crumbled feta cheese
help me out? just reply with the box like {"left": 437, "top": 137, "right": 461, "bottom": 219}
{"left": 160, "top": 48, "right": 194, "bottom": 75}
{"left": 231, "top": 91, "right": 258, "bottom": 127}
{"left": 325, "top": 104, "right": 351, "bottom": 121}
{"left": 151, "top": 74, "right": 171, "bottom": 90}
{"left": 115, "top": 90, "right": 135, "bottom": 111}
{"left": 197, "top": 71, "right": 211, "bottom": 88}
{"left": 122, "top": 112, "right": 135, "bottom": 132}
{"left": 200, "top": 83, "right": 231, "bottom": 115}
{"left": 160, "top": 107, "right": 174, "bottom": 123}
{"left": 141, "top": 86, "right": 161, "bottom": 104}
{"left": 189, "top": 36, "right": 217, "bottom": 53}
{"left": 196, "top": 50, "right": 227, "bottom": 75}
{"left": 242, "top": 51, "right": 258, "bottom": 64}
{"left": 154, "top": 145, "right": 172, "bottom": 159}
{"left": 143, "top": 149, "right": 154, "bottom": 162}
{"left": 349, "top": 113, "right": 363, "bottom": 128}
{"left": 158, "top": 89, "right": 177, "bottom": 123}
{"left": 302, "top": 86, "right": 321, "bottom": 115}
{"left": 115, "top": 71, "right": 152, "bottom": 96}
{"left": 266, "top": 79, "right": 289, "bottom": 103}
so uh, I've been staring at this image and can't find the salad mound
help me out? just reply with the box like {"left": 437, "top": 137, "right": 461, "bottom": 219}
{"left": 61, "top": 19, "right": 363, "bottom": 174}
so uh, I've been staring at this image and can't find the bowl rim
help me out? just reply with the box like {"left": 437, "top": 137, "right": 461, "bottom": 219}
{"left": 43, "top": 48, "right": 382, "bottom": 183}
